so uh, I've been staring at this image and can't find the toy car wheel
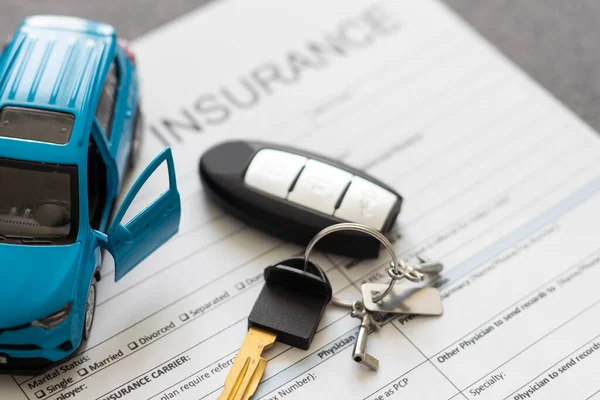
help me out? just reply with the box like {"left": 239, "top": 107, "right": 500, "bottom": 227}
{"left": 128, "top": 106, "right": 144, "bottom": 170}
{"left": 82, "top": 278, "right": 97, "bottom": 341}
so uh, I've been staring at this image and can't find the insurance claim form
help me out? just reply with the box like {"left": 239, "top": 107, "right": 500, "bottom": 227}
{"left": 3, "top": 0, "right": 600, "bottom": 398}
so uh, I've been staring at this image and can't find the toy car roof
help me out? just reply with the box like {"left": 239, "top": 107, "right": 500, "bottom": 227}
{"left": 0, "top": 16, "right": 117, "bottom": 165}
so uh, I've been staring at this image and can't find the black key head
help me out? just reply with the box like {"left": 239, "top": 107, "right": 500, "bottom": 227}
{"left": 248, "top": 257, "right": 332, "bottom": 350}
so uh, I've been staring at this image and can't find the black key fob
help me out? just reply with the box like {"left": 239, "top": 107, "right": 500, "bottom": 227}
{"left": 199, "top": 140, "right": 402, "bottom": 258}
{"left": 248, "top": 257, "right": 332, "bottom": 350}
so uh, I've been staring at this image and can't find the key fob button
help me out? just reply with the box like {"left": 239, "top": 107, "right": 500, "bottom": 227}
{"left": 244, "top": 149, "right": 307, "bottom": 198}
{"left": 287, "top": 160, "right": 352, "bottom": 214}
{"left": 334, "top": 176, "right": 398, "bottom": 230}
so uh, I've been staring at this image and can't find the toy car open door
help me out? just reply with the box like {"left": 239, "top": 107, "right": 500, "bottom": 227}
{"left": 102, "top": 148, "right": 181, "bottom": 281}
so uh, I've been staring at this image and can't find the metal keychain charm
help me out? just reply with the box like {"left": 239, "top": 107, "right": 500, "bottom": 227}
{"left": 361, "top": 255, "right": 444, "bottom": 315}
{"left": 350, "top": 300, "right": 381, "bottom": 370}
{"left": 303, "top": 223, "right": 444, "bottom": 370}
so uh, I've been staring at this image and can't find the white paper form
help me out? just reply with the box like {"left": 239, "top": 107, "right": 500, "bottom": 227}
{"left": 2, "top": 0, "right": 600, "bottom": 399}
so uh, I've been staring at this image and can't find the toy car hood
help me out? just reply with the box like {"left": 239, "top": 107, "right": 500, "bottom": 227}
{"left": 0, "top": 242, "right": 82, "bottom": 327}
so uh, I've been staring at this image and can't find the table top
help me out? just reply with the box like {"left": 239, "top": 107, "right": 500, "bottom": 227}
{"left": 1, "top": 0, "right": 599, "bottom": 135}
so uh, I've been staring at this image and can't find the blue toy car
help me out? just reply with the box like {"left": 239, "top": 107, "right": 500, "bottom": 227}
{"left": 0, "top": 16, "right": 181, "bottom": 373}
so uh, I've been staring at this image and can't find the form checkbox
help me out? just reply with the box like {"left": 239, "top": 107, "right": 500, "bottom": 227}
{"left": 128, "top": 341, "right": 138, "bottom": 350}
{"left": 179, "top": 313, "right": 189, "bottom": 322}
{"left": 235, "top": 282, "right": 245, "bottom": 290}
{"left": 34, "top": 390, "right": 45, "bottom": 399}
{"left": 77, "top": 367, "right": 88, "bottom": 377}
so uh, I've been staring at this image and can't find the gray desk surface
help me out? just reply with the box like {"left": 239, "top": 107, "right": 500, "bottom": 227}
{"left": 1, "top": 0, "right": 599, "bottom": 135}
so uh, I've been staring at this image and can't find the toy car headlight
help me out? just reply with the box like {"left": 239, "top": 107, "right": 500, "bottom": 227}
{"left": 31, "top": 302, "right": 72, "bottom": 329}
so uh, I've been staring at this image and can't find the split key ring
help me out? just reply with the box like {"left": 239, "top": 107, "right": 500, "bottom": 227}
{"left": 302, "top": 223, "right": 432, "bottom": 307}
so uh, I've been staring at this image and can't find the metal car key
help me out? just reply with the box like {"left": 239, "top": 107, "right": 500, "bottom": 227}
{"left": 218, "top": 257, "right": 332, "bottom": 400}
{"left": 199, "top": 140, "right": 403, "bottom": 258}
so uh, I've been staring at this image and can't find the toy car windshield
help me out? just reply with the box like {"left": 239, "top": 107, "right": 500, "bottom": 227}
{"left": 0, "top": 158, "right": 77, "bottom": 244}
{"left": 0, "top": 107, "right": 74, "bottom": 144}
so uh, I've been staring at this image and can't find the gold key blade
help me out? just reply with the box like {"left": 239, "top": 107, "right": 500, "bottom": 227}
{"left": 218, "top": 327, "right": 277, "bottom": 400}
